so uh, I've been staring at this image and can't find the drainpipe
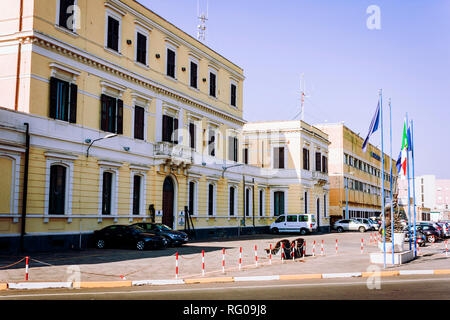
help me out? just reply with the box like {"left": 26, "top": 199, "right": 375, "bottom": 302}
{"left": 15, "top": 0, "right": 24, "bottom": 111}
{"left": 20, "top": 123, "right": 30, "bottom": 252}
{"left": 252, "top": 178, "right": 255, "bottom": 228}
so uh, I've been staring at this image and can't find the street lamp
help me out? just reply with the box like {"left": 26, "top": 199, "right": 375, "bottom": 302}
{"left": 221, "top": 163, "right": 244, "bottom": 178}
{"left": 85, "top": 133, "right": 117, "bottom": 158}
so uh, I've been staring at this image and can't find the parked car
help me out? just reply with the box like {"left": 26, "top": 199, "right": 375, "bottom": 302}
{"left": 403, "top": 228, "right": 426, "bottom": 247}
{"left": 93, "top": 225, "right": 169, "bottom": 250}
{"left": 270, "top": 214, "right": 317, "bottom": 235}
{"left": 354, "top": 218, "right": 379, "bottom": 231}
{"left": 415, "top": 225, "right": 440, "bottom": 243}
{"left": 332, "top": 219, "right": 371, "bottom": 233}
{"left": 436, "top": 222, "right": 450, "bottom": 238}
{"left": 131, "top": 223, "right": 189, "bottom": 246}
{"left": 417, "top": 222, "right": 443, "bottom": 239}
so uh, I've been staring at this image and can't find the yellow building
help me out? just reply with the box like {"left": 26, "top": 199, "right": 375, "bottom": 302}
{"left": 315, "top": 123, "right": 398, "bottom": 224}
{"left": 242, "top": 121, "right": 331, "bottom": 232}
{"left": 0, "top": 0, "right": 331, "bottom": 252}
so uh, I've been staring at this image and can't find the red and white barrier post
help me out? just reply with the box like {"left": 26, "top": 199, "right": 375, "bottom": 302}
{"left": 255, "top": 245, "right": 258, "bottom": 267}
{"left": 239, "top": 247, "right": 242, "bottom": 270}
{"left": 25, "top": 256, "right": 29, "bottom": 281}
{"left": 175, "top": 252, "right": 179, "bottom": 279}
{"left": 370, "top": 233, "right": 373, "bottom": 245}
{"left": 445, "top": 240, "right": 448, "bottom": 257}
{"left": 313, "top": 240, "right": 316, "bottom": 257}
{"left": 335, "top": 239, "right": 338, "bottom": 255}
{"left": 202, "top": 250, "right": 205, "bottom": 276}
{"left": 222, "top": 248, "right": 225, "bottom": 273}
{"left": 303, "top": 240, "right": 306, "bottom": 257}
{"left": 269, "top": 244, "right": 272, "bottom": 265}
{"left": 361, "top": 238, "right": 364, "bottom": 254}
{"left": 416, "top": 239, "right": 420, "bottom": 255}
{"left": 293, "top": 241, "right": 298, "bottom": 260}
{"left": 281, "top": 243, "right": 285, "bottom": 263}
{"left": 321, "top": 240, "right": 324, "bottom": 256}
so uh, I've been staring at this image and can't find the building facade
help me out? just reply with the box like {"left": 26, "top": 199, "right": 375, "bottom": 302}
{"left": 315, "top": 123, "right": 397, "bottom": 224}
{"left": 0, "top": 0, "right": 331, "bottom": 252}
{"left": 242, "top": 121, "right": 331, "bottom": 233}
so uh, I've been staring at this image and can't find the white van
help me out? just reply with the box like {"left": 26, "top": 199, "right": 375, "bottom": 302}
{"left": 270, "top": 214, "right": 317, "bottom": 235}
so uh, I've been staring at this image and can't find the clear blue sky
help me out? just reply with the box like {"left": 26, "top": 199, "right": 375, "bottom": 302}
{"left": 142, "top": 0, "right": 450, "bottom": 179}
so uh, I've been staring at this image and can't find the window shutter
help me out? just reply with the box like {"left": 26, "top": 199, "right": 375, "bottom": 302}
{"left": 69, "top": 83, "right": 77, "bottom": 123}
{"left": 173, "top": 118, "right": 178, "bottom": 144}
{"left": 315, "top": 152, "right": 321, "bottom": 172}
{"left": 116, "top": 99, "right": 123, "bottom": 134}
{"left": 49, "top": 77, "right": 59, "bottom": 119}
{"left": 162, "top": 115, "right": 168, "bottom": 142}
{"left": 279, "top": 147, "right": 285, "bottom": 169}
{"left": 134, "top": 106, "right": 144, "bottom": 140}
{"left": 234, "top": 137, "right": 238, "bottom": 162}
{"left": 189, "top": 123, "right": 195, "bottom": 149}
{"left": 100, "top": 94, "right": 108, "bottom": 131}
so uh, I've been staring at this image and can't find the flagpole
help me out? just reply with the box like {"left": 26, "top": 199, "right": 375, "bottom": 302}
{"left": 411, "top": 119, "right": 417, "bottom": 257}
{"left": 406, "top": 113, "right": 412, "bottom": 251}
{"left": 389, "top": 99, "right": 394, "bottom": 264}
{"left": 380, "top": 89, "right": 386, "bottom": 269}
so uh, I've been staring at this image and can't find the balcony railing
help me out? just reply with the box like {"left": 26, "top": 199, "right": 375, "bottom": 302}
{"left": 312, "top": 171, "right": 329, "bottom": 184}
{"left": 154, "top": 142, "right": 193, "bottom": 164}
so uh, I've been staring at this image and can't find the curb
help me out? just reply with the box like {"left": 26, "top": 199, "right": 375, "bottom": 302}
{"left": 2, "top": 269, "right": 450, "bottom": 290}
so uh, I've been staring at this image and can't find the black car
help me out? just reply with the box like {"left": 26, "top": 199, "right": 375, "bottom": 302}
{"left": 131, "top": 223, "right": 189, "bottom": 246}
{"left": 92, "top": 225, "right": 169, "bottom": 251}
{"left": 415, "top": 225, "right": 440, "bottom": 243}
{"left": 403, "top": 228, "right": 426, "bottom": 247}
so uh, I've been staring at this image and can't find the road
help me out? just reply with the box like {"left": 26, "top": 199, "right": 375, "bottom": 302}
{"left": 1, "top": 275, "right": 449, "bottom": 300}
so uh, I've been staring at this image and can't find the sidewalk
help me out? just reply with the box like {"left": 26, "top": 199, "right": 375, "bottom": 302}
{"left": 1, "top": 232, "right": 448, "bottom": 287}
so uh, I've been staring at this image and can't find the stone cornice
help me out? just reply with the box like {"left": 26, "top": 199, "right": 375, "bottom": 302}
{"left": 24, "top": 33, "right": 246, "bottom": 127}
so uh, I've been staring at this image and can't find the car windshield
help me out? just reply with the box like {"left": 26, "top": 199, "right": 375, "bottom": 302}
{"left": 130, "top": 225, "right": 146, "bottom": 233}
{"left": 156, "top": 224, "right": 172, "bottom": 231}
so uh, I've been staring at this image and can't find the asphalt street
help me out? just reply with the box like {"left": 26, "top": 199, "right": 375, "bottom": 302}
{"left": 1, "top": 275, "right": 449, "bottom": 300}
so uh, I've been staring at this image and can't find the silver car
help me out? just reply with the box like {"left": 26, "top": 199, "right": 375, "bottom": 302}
{"left": 354, "top": 218, "right": 379, "bottom": 231}
{"left": 333, "top": 219, "right": 371, "bottom": 233}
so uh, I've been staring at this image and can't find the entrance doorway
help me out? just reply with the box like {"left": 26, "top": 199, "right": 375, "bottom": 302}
{"left": 162, "top": 176, "right": 175, "bottom": 228}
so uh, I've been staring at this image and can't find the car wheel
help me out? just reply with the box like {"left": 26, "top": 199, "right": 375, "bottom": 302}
{"left": 359, "top": 227, "right": 366, "bottom": 233}
{"left": 427, "top": 235, "right": 435, "bottom": 243}
{"left": 96, "top": 239, "right": 106, "bottom": 249}
{"left": 337, "top": 227, "right": 344, "bottom": 233}
{"left": 136, "top": 240, "right": 146, "bottom": 251}
{"left": 272, "top": 228, "right": 279, "bottom": 234}
{"left": 300, "top": 228, "right": 307, "bottom": 235}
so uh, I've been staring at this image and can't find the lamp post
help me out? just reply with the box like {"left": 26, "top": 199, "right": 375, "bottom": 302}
{"left": 80, "top": 133, "right": 117, "bottom": 249}
{"left": 85, "top": 133, "right": 117, "bottom": 158}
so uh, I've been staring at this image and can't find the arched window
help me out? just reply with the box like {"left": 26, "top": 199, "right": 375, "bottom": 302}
{"left": 49, "top": 164, "right": 67, "bottom": 215}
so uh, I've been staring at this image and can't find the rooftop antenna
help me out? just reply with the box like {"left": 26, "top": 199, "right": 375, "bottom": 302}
{"left": 300, "top": 73, "right": 310, "bottom": 121}
{"left": 197, "top": 0, "right": 208, "bottom": 41}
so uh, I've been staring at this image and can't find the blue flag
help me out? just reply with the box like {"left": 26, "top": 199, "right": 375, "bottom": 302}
{"left": 396, "top": 150, "right": 402, "bottom": 173}
{"left": 407, "top": 126, "right": 412, "bottom": 152}
{"left": 362, "top": 101, "right": 380, "bottom": 152}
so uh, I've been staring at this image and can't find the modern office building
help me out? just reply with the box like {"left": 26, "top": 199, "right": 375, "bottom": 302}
{"left": 315, "top": 123, "right": 397, "bottom": 223}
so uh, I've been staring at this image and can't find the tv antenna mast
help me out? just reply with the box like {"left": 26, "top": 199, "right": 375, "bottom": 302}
{"left": 197, "top": 0, "right": 208, "bottom": 41}
{"left": 300, "top": 73, "right": 310, "bottom": 121}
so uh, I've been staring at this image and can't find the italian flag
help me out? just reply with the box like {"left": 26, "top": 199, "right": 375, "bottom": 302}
{"left": 400, "top": 119, "right": 408, "bottom": 178}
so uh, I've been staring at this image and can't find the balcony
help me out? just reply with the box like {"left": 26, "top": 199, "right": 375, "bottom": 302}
{"left": 312, "top": 171, "right": 329, "bottom": 185}
{"left": 154, "top": 141, "right": 193, "bottom": 167}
